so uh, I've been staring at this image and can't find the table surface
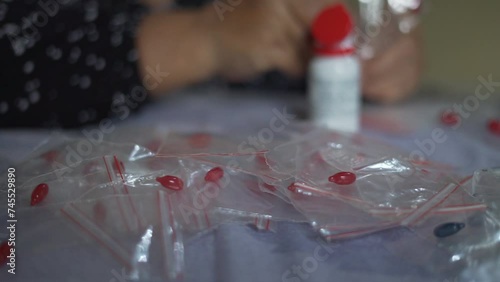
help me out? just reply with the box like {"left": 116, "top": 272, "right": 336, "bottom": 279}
{"left": 1, "top": 87, "right": 499, "bottom": 282}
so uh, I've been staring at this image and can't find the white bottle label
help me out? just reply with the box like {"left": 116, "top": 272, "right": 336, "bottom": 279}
{"left": 309, "top": 55, "right": 360, "bottom": 132}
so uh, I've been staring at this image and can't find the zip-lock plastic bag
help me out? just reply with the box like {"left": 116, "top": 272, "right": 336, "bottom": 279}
{"left": 3, "top": 126, "right": 499, "bottom": 281}
{"left": 208, "top": 169, "right": 306, "bottom": 232}
{"left": 0, "top": 191, "right": 184, "bottom": 282}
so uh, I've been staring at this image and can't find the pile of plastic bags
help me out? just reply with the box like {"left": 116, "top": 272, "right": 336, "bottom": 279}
{"left": 1, "top": 125, "right": 499, "bottom": 281}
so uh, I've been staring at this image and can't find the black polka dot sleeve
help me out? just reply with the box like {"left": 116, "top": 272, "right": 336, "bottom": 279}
{"left": 0, "top": 0, "right": 149, "bottom": 128}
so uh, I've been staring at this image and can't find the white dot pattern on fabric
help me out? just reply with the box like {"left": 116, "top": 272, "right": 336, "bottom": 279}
{"left": 17, "top": 98, "right": 29, "bottom": 112}
{"left": 46, "top": 45, "right": 63, "bottom": 60}
{"left": 88, "top": 30, "right": 99, "bottom": 42}
{"left": 24, "top": 79, "right": 40, "bottom": 92}
{"left": 69, "top": 46, "right": 82, "bottom": 63}
{"left": 29, "top": 91, "right": 40, "bottom": 103}
{"left": 84, "top": 1, "right": 99, "bottom": 22}
{"left": 23, "top": 61, "right": 34, "bottom": 74}
{"left": 1, "top": 0, "right": 148, "bottom": 127}
{"left": 80, "top": 75, "right": 91, "bottom": 89}
{"left": 111, "top": 33, "right": 123, "bottom": 47}
{"left": 127, "top": 49, "right": 138, "bottom": 62}
{"left": 95, "top": 58, "right": 106, "bottom": 71}
{"left": 70, "top": 74, "right": 80, "bottom": 86}
{"left": 86, "top": 54, "right": 97, "bottom": 66}
{"left": 78, "top": 110, "right": 90, "bottom": 123}
{"left": 68, "top": 29, "right": 84, "bottom": 43}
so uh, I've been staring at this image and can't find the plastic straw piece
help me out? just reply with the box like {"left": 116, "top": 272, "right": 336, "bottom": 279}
{"left": 253, "top": 215, "right": 272, "bottom": 231}
{"left": 400, "top": 177, "right": 472, "bottom": 227}
{"left": 61, "top": 203, "right": 132, "bottom": 270}
{"left": 102, "top": 155, "right": 143, "bottom": 231}
{"left": 157, "top": 190, "right": 184, "bottom": 281}
{"left": 289, "top": 182, "right": 371, "bottom": 206}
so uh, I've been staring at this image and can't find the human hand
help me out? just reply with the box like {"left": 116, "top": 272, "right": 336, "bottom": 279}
{"left": 361, "top": 27, "right": 423, "bottom": 103}
{"left": 203, "top": 0, "right": 339, "bottom": 81}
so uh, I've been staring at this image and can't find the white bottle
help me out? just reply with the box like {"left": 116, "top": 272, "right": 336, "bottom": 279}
{"left": 309, "top": 5, "right": 361, "bottom": 133}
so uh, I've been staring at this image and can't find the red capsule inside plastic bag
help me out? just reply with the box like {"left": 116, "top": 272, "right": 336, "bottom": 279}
{"left": 41, "top": 150, "right": 59, "bottom": 163}
{"left": 287, "top": 183, "right": 297, "bottom": 192}
{"left": 328, "top": 172, "right": 356, "bottom": 185}
{"left": 205, "top": 167, "right": 224, "bottom": 183}
{"left": 189, "top": 133, "right": 211, "bottom": 148}
{"left": 262, "top": 183, "right": 277, "bottom": 192}
{"left": 156, "top": 175, "right": 184, "bottom": 191}
{"left": 440, "top": 111, "right": 459, "bottom": 126}
{"left": 488, "top": 119, "right": 500, "bottom": 135}
{"left": 0, "top": 241, "right": 10, "bottom": 267}
{"left": 31, "top": 183, "right": 49, "bottom": 206}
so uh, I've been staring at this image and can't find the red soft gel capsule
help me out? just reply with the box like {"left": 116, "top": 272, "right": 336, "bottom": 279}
{"left": 488, "top": 119, "right": 500, "bottom": 135}
{"left": 441, "top": 111, "right": 459, "bottom": 126}
{"left": 205, "top": 167, "right": 224, "bottom": 182}
{"left": 41, "top": 150, "right": 58, "bottom": 163}
{"left": 31, "top": 183, "right": 49, "bottom": 206}
{"left": 262, "top": 183, "right": 277, "bottom": 192}
{"left": 189, "top": 133, "right": 211, "bottom": 149}
{"left": 328, "top": 172, "right": 356, "bottom": 185}
{"left": 156, "top": 175, "right": 184, "bottom": 191}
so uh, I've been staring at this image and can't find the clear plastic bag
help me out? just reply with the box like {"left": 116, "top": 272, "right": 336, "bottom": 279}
{"left": 0, "top": 192, "right": 184, "bottom": 282}
{"left": 3, "top": 126, "right": 498, "bottom": 281}
{"left": 209, "top": 170, "right": 306, "bottom": 231}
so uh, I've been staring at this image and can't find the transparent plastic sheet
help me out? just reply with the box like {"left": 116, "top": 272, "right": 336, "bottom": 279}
{"left": 265, "top": 129, "right": 475, "bottom": 239}
{"left": 287, "top": 186, "right": 401, "bottom": 240}
{"left": 208, "top": 170, "right": 306, "bottom": 232}
{"left": 3, "top": 126, "right": 499, "bottom": 281}
{"left": 267, "top": 129, "right": 409, "bottom": 179}
{"left": 15, "top": 139, "right": 155, "bottom": 187}
{"left": 0, "top": 193, "right": 184, "bottom": 282}
{"left": 382, "top": 172, "right": 497, "bottom": 281}
{"left": 9, "top": 155, "right": 164, "bottom": 210}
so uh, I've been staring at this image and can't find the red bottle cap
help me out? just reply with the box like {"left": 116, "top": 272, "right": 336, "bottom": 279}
{"left": 312, "top": 4, "right": 354, "bottom": 56}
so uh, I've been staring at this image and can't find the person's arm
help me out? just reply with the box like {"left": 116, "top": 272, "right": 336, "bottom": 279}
{"left": 362, "top": 26, "right": 423, "bottom": 103}
{"left": 137, "top": 0, "right": 422, "bottom": 103}
{"left": 136, "top": 8, "right": 218, "bottom": 95}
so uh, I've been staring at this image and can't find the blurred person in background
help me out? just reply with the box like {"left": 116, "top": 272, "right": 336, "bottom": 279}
{"left": 0, "top": 0, "right": 422, "bottom": 128}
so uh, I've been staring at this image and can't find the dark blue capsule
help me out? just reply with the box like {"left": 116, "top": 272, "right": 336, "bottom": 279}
{"left": 433, "top": 222, "right": 466, "bottom": 238}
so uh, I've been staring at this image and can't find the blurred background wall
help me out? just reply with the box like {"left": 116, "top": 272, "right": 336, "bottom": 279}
{"left": 422, "top": 0, "right": 500, "bottom": 94}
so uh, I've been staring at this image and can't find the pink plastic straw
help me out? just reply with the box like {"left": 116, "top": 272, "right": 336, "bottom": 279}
{"left": 61, "top": 203, "right": 132, "bottom": 270}
{"left": 157, "top": 190, "right": 184, "bottom": 280}
{"left": 102, "top": 155, "right": 143, "bottom": 231}
{"left": 400, "top": 176, "right": 473, "bottom": 227}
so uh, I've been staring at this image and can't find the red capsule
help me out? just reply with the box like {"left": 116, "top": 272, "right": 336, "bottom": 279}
{"left": 262, "top": 183, "right": 277, "bottom": 192}
{"left": 41, "top": 150, "right": 58, "bottom": 163}
{"left": 441, "top": 111, "right": 459, "bottom": 126}
{"left": 146, "top": 140, "right": 162, "bottom": 152}
{"left": 287, "top": 183, "right": 297, "bottom": 192}
{"left": 328, "top": 172, "right": 356, "bottom": 185}
{"left": 1, "top": 241, "right": 10, "bottom": 267}
{"left": 205, "top": 167, "right": 224, "bottom": 183}
{"left": 156, "top": 175, "right": 184, "bottom": 191}
{"left": 488, "top": 119, "right": 500, "bottom": 135}
{"left": 31, "top": 183, "right": 49, "bottom": 206}
{"left": 189, "top": 133, "right": 211, "bottom": 149}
